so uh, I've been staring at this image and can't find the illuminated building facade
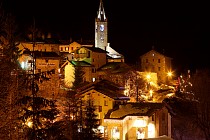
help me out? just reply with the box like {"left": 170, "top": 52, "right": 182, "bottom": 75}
{"left": 103, "top": 103, "right": 172, "bottom": 140}
{"left": 140, "top": 49, "right": 172, "bottom": 84}
{"left": 75, "top": 79, "right": 172, "bottom": 140}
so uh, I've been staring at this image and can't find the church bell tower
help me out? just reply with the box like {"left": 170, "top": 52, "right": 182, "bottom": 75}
{"left": 95, "top": 0, "right": 108, "bottom": 51}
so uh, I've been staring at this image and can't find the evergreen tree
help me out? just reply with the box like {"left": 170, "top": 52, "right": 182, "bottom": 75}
{"left": 72, "top": 64, "right": 85, "bottom": 90}
{"left": 62, "top": 90, "right": 82, "bottom": 140}
{"left": 16, "top": 70, "right": 60, "bottom": 140}
{"left": 58, "top": 62, "right": 86, "bottom": 139}
{"left": 0, "top": 9, "right": 25, "bottom": 139}
{"left": 81, "top": 99, "right": 102, "bottom": 140}
{"left": 14, "top": 21, "right": 61, "bottom": 139}
{"left": 62, "top": 63, "right": 94, "bottom": 140}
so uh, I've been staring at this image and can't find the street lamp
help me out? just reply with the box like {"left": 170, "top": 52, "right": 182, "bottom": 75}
{"left": 146, "top": 74, "right": 151, "bottom": 81}
{"left": 167, "top": 71, "right": 173, "bottom": 78}
{"left": 167, "top": 71, "right": 173, "bottom": 85}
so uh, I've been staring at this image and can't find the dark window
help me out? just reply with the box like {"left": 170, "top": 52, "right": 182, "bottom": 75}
{"left": 52, "top": 69, "right": 55, "bottom": 74}
{"left": 146, "top": 59, "right": 148, "bottom": 63}
{"left": 104, "top": 100, "right": 108, "bottom": 106}
{"left": 152, "top": 114, "right": 155, "bottom": 121}
{"left": 87, "top": 51, "right": 90, "bottom": 58}
{"left": 158, "top": 59, "right": 160, "bottom": 63}
{"left": 28, "top": 60, "right": 32, "bottom": 63}
{"left": 92, "top": 68, "right": 96, "bottom": 73}
{"left": 152, "top": 66, "right": 155, "bottom": 71}
{"left": 99, "top": 106, "right": 102, "bottom": 112}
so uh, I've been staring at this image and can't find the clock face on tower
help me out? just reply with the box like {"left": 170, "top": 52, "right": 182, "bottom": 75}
{"left": 99, "top": 24, "right": 104, "bottom": 31}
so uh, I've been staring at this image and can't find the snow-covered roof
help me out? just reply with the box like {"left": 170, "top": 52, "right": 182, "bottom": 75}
{"left": 105, "top": 102, "right": 164, "bottom": 119}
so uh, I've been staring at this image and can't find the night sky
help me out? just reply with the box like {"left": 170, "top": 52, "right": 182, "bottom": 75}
{"left": 2, "top": 0, "right": 209, "bottom": 73}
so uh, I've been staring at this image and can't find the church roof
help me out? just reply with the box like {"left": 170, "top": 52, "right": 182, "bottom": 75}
{"left": 96, "top": 0, "right": 107, "bottom": 22}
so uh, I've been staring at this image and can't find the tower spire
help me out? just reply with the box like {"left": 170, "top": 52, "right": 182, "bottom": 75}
{"left": 97, "top": 0, "right": 106, "bottom": 21}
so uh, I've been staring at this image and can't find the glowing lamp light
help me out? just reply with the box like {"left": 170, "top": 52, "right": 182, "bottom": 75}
{"left": 134, "top": 119, "right": 147, "bottom": 127}
{"left": 26, "top": 121, "right": 33, "bottom": 128}
{"left": 146, "top": 74, "right": 151, "bottom": 80}
{"left": 167, "top": 71, "right": 173, "bottom": 77}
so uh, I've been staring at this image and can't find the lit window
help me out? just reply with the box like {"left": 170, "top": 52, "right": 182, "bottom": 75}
{"left": 148, "top": 123, "right": 155, "bottom": 138}
{"left": 152, "top": 114, "right": 155, "bottom": 121}
{"left": 112, "top": 127, "right": 120, "bottom": 139}
{"left": 92, "top": 78, "right": 96, "bottom": 82}
{"left": 134, "top": 119, "right": 147, "bottom": 127}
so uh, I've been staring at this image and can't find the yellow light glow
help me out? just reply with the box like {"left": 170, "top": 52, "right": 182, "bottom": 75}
{"left": 134, "top": 119, "right": 147, "bottom": 127}
{"left": 26, "top": 120, "right": 33, "bottom": 128}
{"left": 146, "top": 74, "right": 151, "bottom": 80}
{"left": 166, "top": 93, "right": 174, "bottom": 97}
{"left": 148, "top": 123, "right": 155, "bottom": 138}
{"left": 167, "top": 71, "right": 173, "bottom": 77}
{"left": 149, "top": 90, "right": 153, "bottom": 97}
{"left": 98, "top": 125, "right": 104, "bottom": 134}
{"left": 112, "top": 127, "right": 120, "bottom": 139}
